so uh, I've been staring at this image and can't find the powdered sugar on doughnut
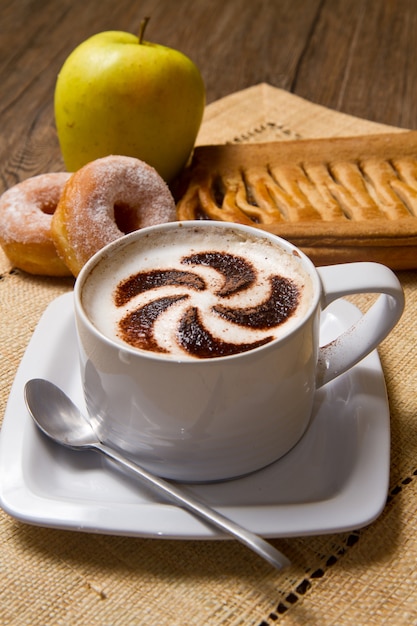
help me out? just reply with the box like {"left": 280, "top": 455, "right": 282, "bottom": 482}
{"left": 0, "top": 173, "right": 71, "bottom": 245}
{"left": 51, "top": 155, "right": 177, "bottom": 276}
{"left": 0, "top": 172, "right": 72, "bottom": 275}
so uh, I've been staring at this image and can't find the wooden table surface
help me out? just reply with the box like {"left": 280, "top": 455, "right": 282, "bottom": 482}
{"left": 1, "top": 2, "right": 417, "bottom": 626}
{"left": 2, "top": 0, "right": 417, "bottom": 192}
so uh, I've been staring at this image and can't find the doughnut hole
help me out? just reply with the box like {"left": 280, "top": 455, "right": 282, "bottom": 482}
{"left": 40, "top": 199, "right": 59, "bottom": 215}
{"left": 114, "top": 202, "right": 142, "bottom": 234}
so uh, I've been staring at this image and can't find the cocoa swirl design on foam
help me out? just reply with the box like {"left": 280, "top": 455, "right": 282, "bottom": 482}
{"left": 114, "top": 251, "right": 301, "bottom": 358}
{"left": 182, "top": 252, "right": 256, "bottom": 297}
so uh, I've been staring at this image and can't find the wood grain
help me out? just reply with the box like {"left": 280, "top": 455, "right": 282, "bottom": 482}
{"left": 1, "top": 0, "right": 417, "bottom": 193}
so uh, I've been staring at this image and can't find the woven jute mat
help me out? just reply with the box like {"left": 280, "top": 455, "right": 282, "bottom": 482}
{"left": 1, "top": 84, "right": 416, "bottom": 626}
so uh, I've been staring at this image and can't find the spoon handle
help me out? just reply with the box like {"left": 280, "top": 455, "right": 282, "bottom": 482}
{"left": 96, "top": 442, "right": 290, "bottom": 570}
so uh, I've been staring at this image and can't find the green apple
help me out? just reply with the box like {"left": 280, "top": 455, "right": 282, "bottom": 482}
{"left": 54, "top": 25, "right": 205, "bottom": 182}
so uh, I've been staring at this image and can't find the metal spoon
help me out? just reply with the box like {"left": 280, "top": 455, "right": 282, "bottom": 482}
{"left": 24, "top": 378, "right": 290, "bottom": 571}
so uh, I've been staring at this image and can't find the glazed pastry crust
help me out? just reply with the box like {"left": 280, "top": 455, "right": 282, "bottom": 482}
{"left": 175, "top": 131, "right": 417, "bottom": 268}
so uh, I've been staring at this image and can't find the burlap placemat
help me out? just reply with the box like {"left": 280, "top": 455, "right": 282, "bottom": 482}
{"left": 1, "top": 84, "right": 416, "bottom": 626}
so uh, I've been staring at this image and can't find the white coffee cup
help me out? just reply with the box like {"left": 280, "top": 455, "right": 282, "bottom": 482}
{"left": 74, "top": 221, "right": 404, "bottom": 482}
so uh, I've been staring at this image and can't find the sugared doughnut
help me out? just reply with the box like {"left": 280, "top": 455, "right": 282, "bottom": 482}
{"left": 0, "top": 173, "right": 72, "bottom": 276}
{"left": 51, "top": 155, "right": 177, "bottom": 276}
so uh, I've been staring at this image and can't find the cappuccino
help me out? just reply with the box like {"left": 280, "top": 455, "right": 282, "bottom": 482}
{"left": 81, "top": 224, "right": 314, "bottom": 359}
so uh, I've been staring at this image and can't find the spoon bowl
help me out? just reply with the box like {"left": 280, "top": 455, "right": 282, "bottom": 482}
{"left": 24, "top": 378, "right": 291, "bottom": 571}
{"left": 25, "top": 379, "right": 97, "bottom": 447}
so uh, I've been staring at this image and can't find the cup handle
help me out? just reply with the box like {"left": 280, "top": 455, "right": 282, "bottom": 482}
{"left": 316, "top": 262, "right": 404, "bottom": 388}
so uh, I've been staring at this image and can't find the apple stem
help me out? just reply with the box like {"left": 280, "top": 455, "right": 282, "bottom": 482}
{"left": 138, "top": 16, "right": 150, "bottom": 44}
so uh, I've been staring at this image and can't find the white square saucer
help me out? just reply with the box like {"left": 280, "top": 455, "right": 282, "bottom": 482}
{"left": 0, "top": 293, "right": 390, "bottom": 539}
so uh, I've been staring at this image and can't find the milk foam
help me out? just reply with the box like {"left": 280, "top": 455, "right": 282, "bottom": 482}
{"left": 82, "top": 226, "right": 315, "bottom": 359}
